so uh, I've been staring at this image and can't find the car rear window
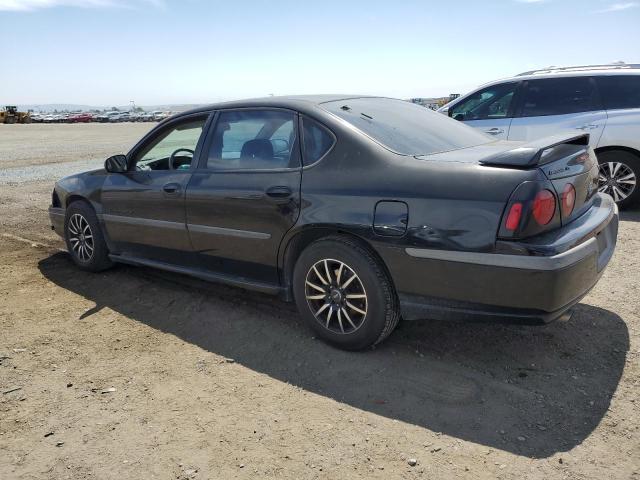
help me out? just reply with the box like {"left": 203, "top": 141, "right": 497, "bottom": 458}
{"left": 596, "top": 75, "right": 640, "bottom": 110}
{"left": 321, "top": 97, "right": 491, "bottom": 156}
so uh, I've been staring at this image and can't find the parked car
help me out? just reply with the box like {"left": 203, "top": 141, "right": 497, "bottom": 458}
{"left": 438, "top": 63, "right": 640, "bottom": 208}
{"left": 68, "top": 112, "right": 94, "bottom": 123}
{"left": 139, "top": 111, "right": 155, "bottom": 122}
{"left": 48, "top": 95, "right": 618, "bottom": 350}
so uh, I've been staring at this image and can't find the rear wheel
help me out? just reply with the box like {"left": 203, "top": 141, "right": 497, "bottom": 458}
{"left": 293, "top": 236, "right": 400, "bottom": 350}
{"left": 597, "top": 150, "right": 639, "bottom": 209}
{"left": 64, "top": 201, "right": 113, "bottom": 272}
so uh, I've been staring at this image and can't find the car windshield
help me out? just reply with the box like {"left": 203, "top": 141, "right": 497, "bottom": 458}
{"left": 322, "top": 97, "right": 492, "bottom": 156}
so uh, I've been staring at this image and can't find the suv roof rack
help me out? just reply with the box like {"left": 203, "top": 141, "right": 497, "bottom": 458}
{"left": 516, "top": 63, "right": 640, "bottom": 76}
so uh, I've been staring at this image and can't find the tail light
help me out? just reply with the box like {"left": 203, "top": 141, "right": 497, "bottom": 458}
{"left": 505, "top": 203, "right": 523, "bottom": 231}
{"left": 532, "top": 189, "right": 556, "bottom": 226}
{"left": 499, "top": 181, "right": 561, "bottom": 239}
{"left": 561, "top": 183, "right": 576, "bottom": 218}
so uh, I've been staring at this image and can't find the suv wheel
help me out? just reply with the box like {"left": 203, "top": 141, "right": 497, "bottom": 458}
{"left": 64, "top": 201, "right": 113, "bottom": 272}
{"left": 597, "top": 150, "right": 639, "bottom": 209}
{"left": 293, "top": 236, "right": 400, "bottom": 350}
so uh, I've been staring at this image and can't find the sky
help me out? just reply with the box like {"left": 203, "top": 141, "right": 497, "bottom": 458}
{"left": 1, "top": 0, "right": 639, "bottom": 106}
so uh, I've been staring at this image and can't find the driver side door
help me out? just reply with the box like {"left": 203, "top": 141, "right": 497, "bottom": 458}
{"left": 101, "top": 113, "right": 210, "bottom": 264}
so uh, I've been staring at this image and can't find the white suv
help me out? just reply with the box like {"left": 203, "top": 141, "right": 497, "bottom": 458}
{"left": 439, "top": 64, "right": 640, "bottom": 208}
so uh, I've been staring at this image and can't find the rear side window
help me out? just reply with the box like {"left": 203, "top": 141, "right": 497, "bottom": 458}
{"left": 207, "top": 110, "right": 299, "bottom": 170}
{"left": 450, "top": 82, "right": 518, "bottom": 121}
{"left": 322, "top": 97, "right": 491, "bottom": 156}
{"left": 596, "top": 75, "right": 640, "bottom": 110}
{"left": 302, "top": 118, "right": 334, "bottom": 165}
{"left": 521, "top": 77, "right": 597, "bottom": 117}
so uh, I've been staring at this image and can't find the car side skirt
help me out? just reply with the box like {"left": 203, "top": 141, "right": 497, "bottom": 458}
{"left": 108, "top": 254, "right": 284, "bottom": 296}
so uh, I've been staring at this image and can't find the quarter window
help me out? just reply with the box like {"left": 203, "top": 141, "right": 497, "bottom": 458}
{"left": 596, "top": 75, "right": 640, "bottom": 110}
{"left": 302, "top": 118, "right": 334, "bottom": 165}
{"left": 450, "top": 83, "right": 518, "bottom": 121}
{"left": 207, "top": 110, "right": 299, "bottom": 170}
{"left": 521, "top": 77, "right": 597, "bottom": 117}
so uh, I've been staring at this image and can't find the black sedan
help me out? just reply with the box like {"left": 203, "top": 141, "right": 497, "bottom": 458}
{"left": 49, "top": 95, "right": 618, "bottom": 350}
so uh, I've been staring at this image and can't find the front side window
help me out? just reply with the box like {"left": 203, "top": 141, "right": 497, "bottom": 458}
{"left": 302, "top": 117, "right": 334, "bottom": 165}
{"left": 322, "top": 97, "right": 491, "bottom": 156}
{"left": 521, "top": 77, "right": 597, "bottom": 117}
{"left": 207, "top": 110, "right": 298, "bottom": 170}
{"left": 450, "top": 82, "right": 518, "bottom": 121}
{"left": 596, "top": 75, "right": 640, "bottom": 110}
{"left": 133, "top": 117, "right": 206, "bottom": 171}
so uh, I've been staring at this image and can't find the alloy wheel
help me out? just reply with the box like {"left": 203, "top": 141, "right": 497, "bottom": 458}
{"left": 598, "top": 161, "right": 637, "bottom": 202}
{"left": 68, "top": 213, "right": 94, "bottom": 262}
{"left": 304, "top": 258, "right": 368, "bottom": 334}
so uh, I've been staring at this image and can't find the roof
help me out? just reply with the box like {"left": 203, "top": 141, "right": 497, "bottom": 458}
{"left": 175, "top": 94, "right": 378, "bottom": 118}
{"left": 516, "top": 63, "right": 640, "bottom": 77}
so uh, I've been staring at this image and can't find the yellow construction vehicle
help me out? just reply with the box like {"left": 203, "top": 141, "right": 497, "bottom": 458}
{"left": 0, "top": 106, "right": 31, "bottom": 124}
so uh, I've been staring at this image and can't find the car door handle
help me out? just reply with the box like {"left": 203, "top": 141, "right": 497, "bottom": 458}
{"left": 484, "top": 128, "right": 505, "bottom": 135}
{"left": 265, "top": 186, "right": 292, "bottom": 198}
{"left": 576, "top": 124, "right": 598, "bottom": 130}
{"left": 162, "top": 182, "right": 181, "bottom": 195}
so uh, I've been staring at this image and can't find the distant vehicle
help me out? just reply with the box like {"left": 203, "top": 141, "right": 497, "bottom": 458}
{"left": 151, "top": 110, "right": 170, "bottom": 121}
{"left": 438, "top": 63, "right": 640, "bottom": 208}
{"left": 139, "top": 111, "right": 155, "bottom": 122}
{"left": 68, "top": 112, "right": 94, "bottom": 123}
{"left": 1, "top": 106, "right": 31, "bottom": 124}
{"left": 48, "top": 95, "right": 618, "bottom": 350}
{"left": 97, "top": 111, "right": 121, "bottom": 123}
{"left": 30, "top": 113, "right": 44, "bottom": 123}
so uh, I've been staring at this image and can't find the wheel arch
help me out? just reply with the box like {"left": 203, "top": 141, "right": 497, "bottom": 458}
{"left": 279, "top": 226, "right": 396, "bottom": 302}
{"left": 594, "top": 145, "right": 640, "bottom": 160}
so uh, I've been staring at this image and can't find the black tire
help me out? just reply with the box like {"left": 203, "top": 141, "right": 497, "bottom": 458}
{"left": 293, "top": 235, "right": 400, "bottom": 351}
{"left": 64, "top": 200, "right": 113, "bottom": 272}
{"left": 596, "top": 150, "right": 640, "bottom": 209}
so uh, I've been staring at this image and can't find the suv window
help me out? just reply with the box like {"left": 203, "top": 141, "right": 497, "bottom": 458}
{"left": 302, "top": 117, "right": 334, "bottom": 165}
{"left": 596, "top": 75, "right": 640, "bottom": 110}
{"left": 133, "top": 117, "right": 206, "bottom": 171}
{"left": 322, "top": 97, "right": 490, "bottom": 156}
{"left": 521, "top": 77, "right": 597, "bottom": 117}
{"left": 450, "top": 82, "right": 518, "bottom": 121}
{"left": 207, "top": 110, "right": 299, "bottom": 170}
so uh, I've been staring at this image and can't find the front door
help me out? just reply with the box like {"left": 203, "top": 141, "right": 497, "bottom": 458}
{"left": 508, "top": 77, "right": 607, "bottom": 148}
{"left": 449, "top": 81, "right": 520, "bottom": 140}
{"left": 101, "top": 114, "right": 210, "bottom": 263}
{"left": 185, "top": 109, "right": 302, "bottom": 285}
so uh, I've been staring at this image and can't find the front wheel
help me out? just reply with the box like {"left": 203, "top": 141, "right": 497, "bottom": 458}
{"left": 293, "top": 236, "right": 400, "bottom": 350}
{"left": 64, "top": 201, "right": 113, "bottom": 272}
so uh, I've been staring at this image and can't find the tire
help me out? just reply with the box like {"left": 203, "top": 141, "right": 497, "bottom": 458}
{"left": 292, "top": 236, "right": 400, "bottom": 351}
{"left": 64, "top": 200, "right": 113, "bottom": 272}
{"left": 597, "top": 150, "right": 640, "bottom": 209}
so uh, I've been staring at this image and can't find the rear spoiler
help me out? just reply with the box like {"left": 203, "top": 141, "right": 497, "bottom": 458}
{"left": 479, "top": 133, "right": 589, "bottom": 168}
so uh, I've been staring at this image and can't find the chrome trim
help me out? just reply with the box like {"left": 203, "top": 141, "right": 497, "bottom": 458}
{"left": 405, "top": 237, "right": 598, "bottom": 271}
{"left": 101, "top": 214, "right": 186, "bottom": 231}
{"left": 187, "top": 223, "right": 271, "bottom": 240}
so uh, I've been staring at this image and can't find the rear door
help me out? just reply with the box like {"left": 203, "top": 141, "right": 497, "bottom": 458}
{"left": 101, "top": 113, "right": 210, "bottom": 263}
{"left": 185, "top": 108, "right": 302, "bottom": 285}
{"left": 448, "top": 81, "right": 520, "bottom": 139}
{"left": 508, "top": 76, "right": 607, "bottom": 148}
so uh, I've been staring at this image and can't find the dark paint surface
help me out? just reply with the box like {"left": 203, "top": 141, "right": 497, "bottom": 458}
{"left": 50, "top": 95, "right": 617, "bottom": 322}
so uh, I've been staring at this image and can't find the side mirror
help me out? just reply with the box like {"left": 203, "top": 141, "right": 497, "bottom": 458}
{"left": 105, "top": 154, "right": 128, "bottom": 173}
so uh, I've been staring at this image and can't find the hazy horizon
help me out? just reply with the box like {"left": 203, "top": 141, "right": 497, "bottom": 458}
{"left": 1, "top": 0, "right": 639, "bottom": 105}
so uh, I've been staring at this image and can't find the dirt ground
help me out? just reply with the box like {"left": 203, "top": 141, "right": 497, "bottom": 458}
{"left": 0, "top": 124, "right": 639, "bottom": 479}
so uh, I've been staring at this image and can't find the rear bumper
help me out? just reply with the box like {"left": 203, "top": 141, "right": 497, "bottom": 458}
{"left": 385, "top": 194, "right": 618, "bottom": 323}
{"left": 49, "top": 206, "right": 65, "bottom": 237}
